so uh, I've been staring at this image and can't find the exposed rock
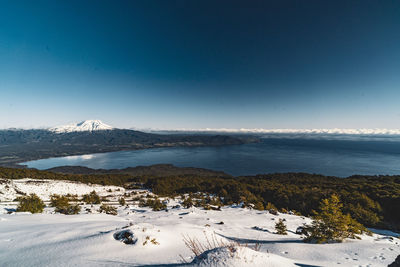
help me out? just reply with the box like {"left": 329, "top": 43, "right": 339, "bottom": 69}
{"left": 296, "top": 226, "right": 307, "bottom": 235}
{"left": 113, "top": 229, "right": 137, "bottom": 245}
{"left": 389, "top": 255, "right": 400, "bottom": 267}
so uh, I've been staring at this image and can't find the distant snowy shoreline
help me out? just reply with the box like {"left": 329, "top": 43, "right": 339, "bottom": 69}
{"left": 151, "top": 128, "right": 400, "bottom": 135}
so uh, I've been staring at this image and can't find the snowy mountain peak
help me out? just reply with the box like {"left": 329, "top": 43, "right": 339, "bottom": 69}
{"left": 50, "top": 120, "right": 113, "bottom": 133}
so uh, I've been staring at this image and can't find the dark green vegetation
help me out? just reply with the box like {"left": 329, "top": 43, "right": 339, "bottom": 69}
{"left": 1, "top": 165, "right": 399, "bottom": 231}
{"left": 16, "top": 194, "right": 45, "bottom": 213}
{"left": 302, "top": 194, "right": 368, "bottom": 243}
{"left": 99, "top": 204, "right": 118, "bottom": 215}
{"left": 82, "top": 191, "right": 101, "bottom": 204}
{"left": 0, "top": 129, "right": 257, "bottom": 166}
{"left": 144, "top": 198, "right": 167, "bottom": 211}
{"left": 275, "top": 219, "right": 288, "bottom": 235}
{"left": 50, "top": 194, "right": 81, "bottom": 215}
{"left": 48, "top": 164, "right": 228, "bottom": 178}
{"left": 119, "top": 197, "right": 126, "bottom": 206}
{"left": 144, "top": 172, "right": 400, "bottom": 231}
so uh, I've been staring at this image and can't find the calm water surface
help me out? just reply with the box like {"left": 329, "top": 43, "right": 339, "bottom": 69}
{"left": 22, "top": 137, "right": 400, "bottom": 177}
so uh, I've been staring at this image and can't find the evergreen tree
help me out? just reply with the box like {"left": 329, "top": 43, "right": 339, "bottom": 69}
{"left": 304, "top": 194, "right": 366, "bottom": 243}
{"left": 254, "top": 201, "right": 264, "bottom": 211}
{"left": 182, "top": 196, "right": 194, "bottom": 208}
{"left": 275, "top": 219, "right": 288, "bottom": 235}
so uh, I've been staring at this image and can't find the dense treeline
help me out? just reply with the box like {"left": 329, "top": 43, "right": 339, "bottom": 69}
{"left": 0, "top": 167, "right": 130, "bottom": 186}
{"left": 141, "top": 173, "right": 400, "bottom": 231}
{"left": 0, "top": 166, "right": 399, "bottom": 231}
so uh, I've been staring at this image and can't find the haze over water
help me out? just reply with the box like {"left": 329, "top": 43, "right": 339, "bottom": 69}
{"left": 23, "top": 136, "right": 400, "bottom": 177}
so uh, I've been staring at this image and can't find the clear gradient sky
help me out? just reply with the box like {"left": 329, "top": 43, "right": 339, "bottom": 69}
{"left": 1, "top": 1, "right": 400, "bottom": 129}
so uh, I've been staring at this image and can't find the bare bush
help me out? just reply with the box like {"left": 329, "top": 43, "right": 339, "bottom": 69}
{"left": 181, "top": 231, "right": 260, "bottom": 263}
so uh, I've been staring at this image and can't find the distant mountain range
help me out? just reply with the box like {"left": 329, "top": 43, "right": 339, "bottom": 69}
{"left": 0, "top": 120, "right": 259, "bottom": 167}
{"left": 3, "top": 119, "right": 400, "bottom": 136}
{"left": 158, "top": 127, "right": 400, "bottom": 135}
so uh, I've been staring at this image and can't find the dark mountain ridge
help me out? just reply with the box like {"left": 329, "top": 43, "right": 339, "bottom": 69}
{"left": 0, "top": 129, "right": 259, "bottom": 166}
{"left": 47, "top": 164, "right": 230, "bottom": 178}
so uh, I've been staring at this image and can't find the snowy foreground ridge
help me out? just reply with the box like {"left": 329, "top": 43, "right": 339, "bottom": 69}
{"left": 0, "top": 179, "right": 399, "bottom": 267}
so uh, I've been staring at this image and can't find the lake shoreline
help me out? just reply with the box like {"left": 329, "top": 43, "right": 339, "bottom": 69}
{"left": 20, "top": 138, "right": 400, "bottom": 177}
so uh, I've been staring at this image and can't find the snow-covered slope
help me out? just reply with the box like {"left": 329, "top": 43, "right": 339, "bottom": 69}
{"left": 49, "top": 120, "right": 113, "bottom": 133}
{"left": 191, "top": 246, "right": 297, "bottom": 267}
{"left": 0, "top": 178, "right": 124, "bottom": 202}
{"left": 0, "top": 179, "right": 399, "bottom": 266}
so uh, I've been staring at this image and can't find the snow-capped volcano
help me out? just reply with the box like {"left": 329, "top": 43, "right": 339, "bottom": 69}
{"left": 50, "top": 120, "right": 113, "bottom": 133}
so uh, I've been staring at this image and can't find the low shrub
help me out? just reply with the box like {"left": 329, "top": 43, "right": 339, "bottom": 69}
{"left": 50, "top": 194, "right": 81, "bottom": 215}
{"left": 57, "top": 204, "right": 81, "bottom": 215}
{"left": 182, "top": 197, "right": 194, "bottom": 208}
{"left": 99, "top": 204, "right": 117, "bottom": 215}
{"left": 146, "top": 198, "right": 167, "bottom": 211}
{"left": 265, "top": 202, "right": 278, "bottom": 214}
{"left": 253, "top": 201, "right": 264, "bottom": 211}
{"left": 50, "top": 194, "right": 69, "bottom": 208}
{"left": 82, "top": 191, "right": 101, "bottom": 204}
{"left": 16, "top": 194, "right": 45, "bottom": 213}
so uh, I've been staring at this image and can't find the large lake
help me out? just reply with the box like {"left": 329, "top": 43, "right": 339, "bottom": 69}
{"left": 22, "top": 136, "right": 400, "bottom": 177}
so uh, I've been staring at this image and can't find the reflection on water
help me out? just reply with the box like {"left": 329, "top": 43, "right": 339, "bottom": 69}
{"left": 22, "top": 137, "right": 400, "bottom": 177}
{"left": 65, "top": 154, "right": 95, "bottom": 160}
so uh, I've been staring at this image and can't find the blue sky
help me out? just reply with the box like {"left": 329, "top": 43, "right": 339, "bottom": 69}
{"left": 1, "top": 1, "right": 400, "bottom": 129}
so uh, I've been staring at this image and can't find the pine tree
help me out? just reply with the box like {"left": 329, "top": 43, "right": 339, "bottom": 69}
{"left": 182, "top": 196, "right": 193, "bottom": 208}
{"left": 304, "top": 194, "right": 366, "bottom": 243}
{"left": 275, "top": 218, "right": 288, "bottom": 235}
{"left": 254, "top": 201, "right": 264, "bottom": 211}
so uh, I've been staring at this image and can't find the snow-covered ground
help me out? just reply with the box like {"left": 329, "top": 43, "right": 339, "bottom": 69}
{"left": 0, "top": 178, "right": 124, "bottom": 202}
{"left": 0, "top": 179, "right": 399, "bottom": 267}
